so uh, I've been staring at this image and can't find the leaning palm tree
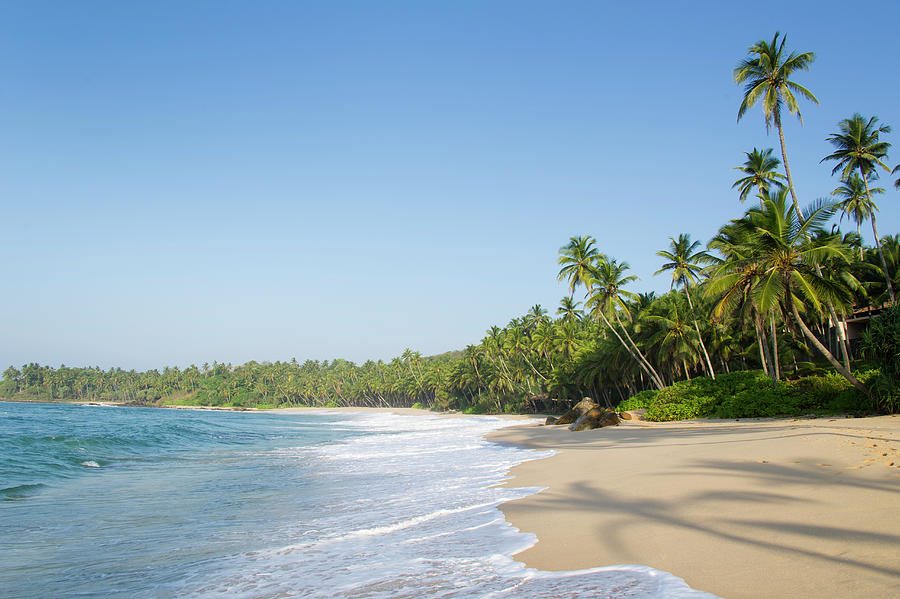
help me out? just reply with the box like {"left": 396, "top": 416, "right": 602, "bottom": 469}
{"left": 822, "top": 113, "right": 894, "bottom": 303}
{"left": 732, "top": 147, "right": 786, "bottom": 206}
{"left": 735, "top": 32, "right": 817, "bottom": 219}
{"left": 585, "top": 257, "right": 666, "bottom": 389}
{"left": 833, "top": 174, "right": 884, "bottom": 261}
{"left": 655, "top": 234, "right": 716, "bottom": 378}
{"left": 707, "top": 193, "right": 867, "bottom": 394}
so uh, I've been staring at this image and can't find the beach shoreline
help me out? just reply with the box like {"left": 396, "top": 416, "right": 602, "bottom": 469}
{"left": 14, "top": 400, "right": 899, "bottom": 596}
{"left": 487, "top": 415, "right": 900, "bottom": 599}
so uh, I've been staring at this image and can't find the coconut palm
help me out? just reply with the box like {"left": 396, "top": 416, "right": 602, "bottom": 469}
{"left": 557, "top": 236, "right": 601, "bottom": 296}
{"left": 556, "top": 296, "right": 584, "bottom": 323}
{"left": 707, "top": 218, "right": 779, "bottom": 379}
{"left": 833, "top": 175, "right": 884, "bottom": 260}
{"left": 735, "top": 32, "right": 817, "bottom": 219}
{"left": 707, "top": 193, "right": 867, "bottom": 393}
{"left": 644, "top": 297, "right": 702, "bottom": 382}
{"left": 585, "top": 256, "right": 666, "bottom": 389}
{"left": 823, "top": 114, "right": 894, "bottom": 303}
{"left": 655, "top": 234, "right": 716, "bottom": 378}
{"left": 732, "top": 147, "right": 786, "bottom": 206}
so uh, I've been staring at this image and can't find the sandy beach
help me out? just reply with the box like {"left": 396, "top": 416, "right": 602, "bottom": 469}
{"left": 488, "top": 415, "right": 900, "bottom": 599}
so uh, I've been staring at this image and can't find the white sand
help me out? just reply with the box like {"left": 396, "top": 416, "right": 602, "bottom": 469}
{"left": 488, "top": 415, "right": 900, "bottom": 599}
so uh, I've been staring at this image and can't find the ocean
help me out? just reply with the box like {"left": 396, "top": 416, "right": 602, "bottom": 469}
{"left": 0, "top": 401, "right": 718, "bottom": 598}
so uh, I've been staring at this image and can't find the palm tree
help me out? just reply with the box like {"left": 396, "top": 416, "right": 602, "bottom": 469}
{"left": 707, "top": 193, "right": 867, "bottom": 393}
{"left": 833, "top": 175, "right": 884, "bottom": 261}
{"left": 644, "top": 297, "right": 702, "bottom": 382}
{"left": 557, "top": 236, "right": 601, "bottom": 296}
{"left": 822, "top": 113, "right": 894, "bottom": 303}
{"left": 735, "top": 32, "right": 817, "bottom": 219}
{"left": 655, "top": 234, "right": 716, "bottom": 378}
{"left": 707, "top": 218, "right": 779, "bottom": 379}
{"left": 556, "top": 296, "right": 584, "bottom": 323}
{"left": 732, "top": 147, "right": 786, "bottom": 206}
{"left": 585, "top": 256, "right": 666, "bottom": 389}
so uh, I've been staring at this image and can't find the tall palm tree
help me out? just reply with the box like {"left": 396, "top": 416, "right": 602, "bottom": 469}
{"left": 732, "top": 147, "right": 786, "bottom": 206}
{"left": 822, "top": 113, "right": 894, "bottom": 303}
{"left": 655, "top": 234, "right": 716, "bottom": 378}
{"left": 557, "top": 236, "right": 601, "bottom": 296}
{"left": 735, "top": 32, "right": 817, "bottom": 219}
{"left": 833, "top": 175, "right": 884, "bottom": 261}
{"left": 707, "top": 193, "right": 867, "bottom": 393}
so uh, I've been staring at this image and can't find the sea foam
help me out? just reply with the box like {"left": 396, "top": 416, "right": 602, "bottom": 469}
{"left": 176, "top": 412, "right": 720, "bottom": 599}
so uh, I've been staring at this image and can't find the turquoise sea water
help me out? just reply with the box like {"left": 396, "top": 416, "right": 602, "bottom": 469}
{"left": 0, "top": 402, "right": 718, "bottom": 598}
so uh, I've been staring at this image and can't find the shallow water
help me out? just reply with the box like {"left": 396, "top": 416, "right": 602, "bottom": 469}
{"left": 0, "top": 402, "right": 719, "bottom": 598}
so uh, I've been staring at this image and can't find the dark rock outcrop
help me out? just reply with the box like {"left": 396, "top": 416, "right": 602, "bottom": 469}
{"left": 553, "top": 397, "right": 599, "bottom": 426}
{"left": 544, "top": 416, "right": 559, "bottom": 425}
{"left": 569, "top": 407, "right": 620, "bottom": 431}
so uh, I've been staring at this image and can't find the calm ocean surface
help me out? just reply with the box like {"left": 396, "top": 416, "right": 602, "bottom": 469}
{"left": 0, "top": 402, "right": 718, "bottom": 598}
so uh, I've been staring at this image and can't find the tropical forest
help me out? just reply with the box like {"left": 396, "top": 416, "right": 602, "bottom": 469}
{"left": 3, "top": 33, "right": 899, "bottom": 420}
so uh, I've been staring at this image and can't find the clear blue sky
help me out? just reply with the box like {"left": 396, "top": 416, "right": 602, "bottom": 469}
{"left": 2, "top": 0, "right": 898, "bottom": 370}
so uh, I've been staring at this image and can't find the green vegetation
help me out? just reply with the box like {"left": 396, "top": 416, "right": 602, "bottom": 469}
{"left": 860, "top": 306, "right": 900, "bottom": 412}
{"left": 616, "top": 390, "right": 658, "bottom": 412}
{"left": 636, "top": 369, "right": 874, "bottom": 421}
{"left": 2, "top": 32, "right": 898, "bottom": 420}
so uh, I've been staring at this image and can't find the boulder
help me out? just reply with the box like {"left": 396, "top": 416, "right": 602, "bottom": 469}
{"left": 554, "top": 397, "right": 599, "bottom": 426}
{"left": 618, "top": 411, "right": 632, "bottom": 420}
{"left": 544, "top": 416, "right": 558, "bottom": 426}
{"left": 599, "top": 411, "right": 620, "bottom": 427}
{"left": 569, "top": 407, "right": 620, "bottom": 431}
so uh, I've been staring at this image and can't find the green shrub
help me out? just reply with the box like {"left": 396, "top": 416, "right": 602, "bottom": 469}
{"left": 616, "top": 389, "right": 659, "bottom": 411}
{"left": 646, "top": 371, "right": 772, "bottom": 421}
{"left": 860, "top": 305, "right": 900, "bottom": 413}
{"left": 410, "top": 402, "right": 426, "bottom": 410}
{"left": 644, "top": 369, "right": 870, "bottom": 421}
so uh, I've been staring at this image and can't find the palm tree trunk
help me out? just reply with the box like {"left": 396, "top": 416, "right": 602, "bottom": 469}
{"left": 769, "top": 314, "right": 780, "bottom": 381}
{"left": 856, "top": 222, "right": 863, "bottom": 261}
{"left": 684, "top": 281, "right": 715, "bottom": 379}
{"left": 756, "top": 312, "right": 775, "bottom": 381}
{"left": 776, "top": 111, "right": 803, "bottom": 221}
{"left": 755, "top": 323, "right": 769, "bottom": 376}
{"left": 866, "top": 214, "right": 895, "bottom": 305}
{"left": 788, "top": 295, "right": 868, "bottom": 395}
{"left": 613, "top": 311, "right": 667, "bottom": 389}
{"left": 596, "top": 309, "right": 665, "bottom": 390}
{"left": 828, "top": 308, "right": 851, "bottom": 372}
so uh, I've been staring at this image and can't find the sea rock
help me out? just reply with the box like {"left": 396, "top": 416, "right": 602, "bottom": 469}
{"left": 553, "top": 397, "right": 599, "bottom": 426}
{"left": 618, "top": 411, "right": 632, "bottom": 420}
{"left": 544, "top": 416, "right": 558, "bottom": 426}
{"left": 569, "top": 407, "right": 620, "bottom": 431}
